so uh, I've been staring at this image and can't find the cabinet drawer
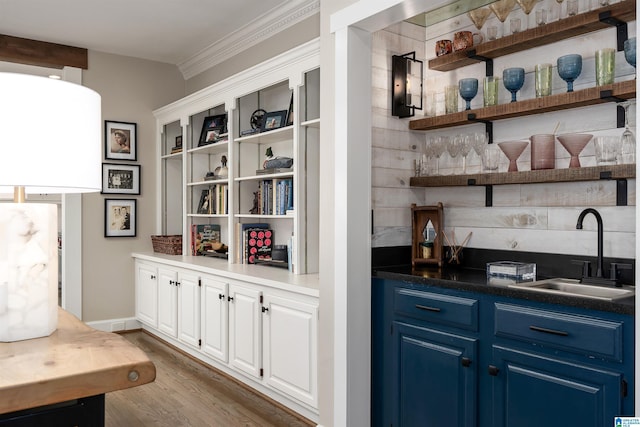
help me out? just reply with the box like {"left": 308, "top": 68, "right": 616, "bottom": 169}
{"left": 394, "top": 288, "right": 478, "bottom": 331}
{"left": 494, "top": 303, "right": 624, "bottom": 362}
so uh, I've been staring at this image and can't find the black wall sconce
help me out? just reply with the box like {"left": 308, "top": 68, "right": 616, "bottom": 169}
{"left": 392, "top": 51, "right": 423, "bottom": 118}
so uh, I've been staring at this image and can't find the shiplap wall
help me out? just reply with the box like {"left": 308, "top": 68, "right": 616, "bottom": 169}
{"left": 371, "top": 9, "right": 636, "bottom": 260}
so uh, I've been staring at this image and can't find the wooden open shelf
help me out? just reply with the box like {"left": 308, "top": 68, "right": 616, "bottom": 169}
{"left": 409, "top": 80, "right": 636, "bottom": 131}
{"left": 410, "top": 163, "right": 635, "bottom": 187}
{"left": 428, "top": 0, "right": 636, "bottom": 72}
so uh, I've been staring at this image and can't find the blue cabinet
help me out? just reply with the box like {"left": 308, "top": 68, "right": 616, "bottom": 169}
{"left": 392, "top": 322, "right": 477, "bottom": 427}
{"left": 372, "top": 277, "right": 634, "bottom": 427}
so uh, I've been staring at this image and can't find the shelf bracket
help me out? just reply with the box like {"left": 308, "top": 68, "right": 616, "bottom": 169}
{"left": 599, "top": 11, "right": 628, "bottom": 51}
{"left": 617, "top": 104, "right": 626, "bottom": 128}
{"left": 600, "top": 171, "right": 628, "bottom": 206}
{"left": 485, "top": 185, "right": 493, "bottom": 207}
{"left": 467, "top": 113, "right": 493, "bottom": 143}
{"left": 467, "top": 50, "right": 493, "bottom": 76}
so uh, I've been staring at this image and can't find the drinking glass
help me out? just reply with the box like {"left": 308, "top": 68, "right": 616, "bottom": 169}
{"left": 555, "top": 0, "right": 565, "bottom": 20}
{"left": 482, "top": 144, "right": 501, "bottom": 172}
{"left": 624, "top": 37, "right": 636, "bottom": 70}
{"left": 460, "top": 134, "right": 474, "bottom": 174}
{"left": 535, "top": 63, "right": 552, "bottom": 97}
{"left": 487, "top": 25, "right": 499, "bottom": 41}
{"left": 431, "top": 136, "right": 447, "bottom": 175}
{"left": 445, "top": 85, "right": 459, "bottom": 114}
{"left": 557, "top": 54, "right": 582, "bottom": 92}
{"left": 595, "top": 48, "right": 615, "bottom": 86}
{"left": 483, "top": 76, "right": 499, "bottom": 106}
{"left": 566, "top": 0, "right": 578, "bottom": 16}
{"left": 536, "top": 8, "right": 547, "bottom": 26}
{"left": 594, "top": 136, "right": 621, "bottom": 165}
{"left": 503, "top": 67, "right": 525, "bottom": 102}
{"left": 498, "top": 140, "right": 529, "bottom": 172}
{"left": 459, "top": 78, "right": 478, "bottom": 110}
{"left": 447, "top": 135, "right": 463, "bottom": 174}
{"left": 510, "top": 18, "right": 521, "bottom": 34}
{"left": 619, "top": 101, "right": 636, "bottom": 164}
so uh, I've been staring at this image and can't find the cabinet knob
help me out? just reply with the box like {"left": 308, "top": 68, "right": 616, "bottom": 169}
{"left": 488, "top": 365, "right": 500, "bottom": 376}
{"left": 219, "top": 293, "right": 225, "bottom": 300}
{"left": 228, "top": 296, "right": 234, "bottom": 302}
{"left": 461, "top": 357, "right": 472, "bottom": 367}
{"left": 150, "top": 275, "right": 156, "bottom": 280}
{"left": 262, "top": 306, "right": 269, "bottom": 313}
{"left": 169, "top": 280, "right": 175, "bottom": 285}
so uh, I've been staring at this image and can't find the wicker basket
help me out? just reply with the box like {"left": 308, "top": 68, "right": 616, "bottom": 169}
{"left": 151, "top": 235, "right": 183, "bottom": 255}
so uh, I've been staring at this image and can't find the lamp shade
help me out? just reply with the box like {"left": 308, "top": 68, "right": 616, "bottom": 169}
{"left": 0, "top": 72, "right": 101, "bottom": 193}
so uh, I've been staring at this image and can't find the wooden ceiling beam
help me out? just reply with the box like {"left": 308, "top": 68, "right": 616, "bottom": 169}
{"left": 0, "top": 34, "right": 87, "bottom": 70}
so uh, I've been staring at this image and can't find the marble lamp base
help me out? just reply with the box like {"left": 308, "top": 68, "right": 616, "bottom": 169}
{"left": 0, "top": 203, "right": 58, "bottom": 342}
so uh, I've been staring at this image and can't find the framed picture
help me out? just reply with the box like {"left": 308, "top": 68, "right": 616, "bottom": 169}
{"left": 261, "top": 110, "right": 288, "bottom": 132}
{"left": 105, "top": 199, "right": 136, "bottom": 237}
{"left": 198, "top": 114, "right": 227, "bottom": 146}
{"left": 102, "top": 163, "right": 140, "bottom": 195}
{"left": 175, "top": 135, "right": 182, "bottom": 149}
{"left": 105, "top": 120, "right": 137, "bottom": 161}
{"left": 286, "top": 93, "right": 294, "bottom": 126}
{"left": 197, "top": 189, "right": 211, "bottom": 214}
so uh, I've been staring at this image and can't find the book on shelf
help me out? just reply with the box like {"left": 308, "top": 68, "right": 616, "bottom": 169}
{"left": 255, "top": 179, "right": 293, "bottom": 215}
{"left": 170, "top": 146, "right": 183, "bottom": 154}
{"left": 244, "top": 228, "right": 273, "bottom": 264}
{"left": 191, "top": 224, "right": 221, "bottom": 255}
{"left": 196, "top": 184, "right": 228, "bottom": 215}
{"left": 234, "top": 222, "right": 269, "bottom": 263}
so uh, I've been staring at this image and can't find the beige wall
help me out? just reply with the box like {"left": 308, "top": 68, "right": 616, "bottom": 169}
{"left": 81, "top": 51, "right": 184, "bottom": 321}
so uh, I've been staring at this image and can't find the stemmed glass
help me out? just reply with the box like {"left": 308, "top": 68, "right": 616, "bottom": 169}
{"left": 430, "top": 136, "right": 447, "bottom": 175}
{"left": 503, "top": 67, "right": 525, "bottom": 102}
{"left": 447, "top": 135, "right": 462, "bottom": 174}
{"left": 498, "top": 140, "right": 529, "bottom": 171}
{"left": 489, "top": 0, "right": 516, "bottom": 37}
{"left": 619, "top": 101, "right": 636, "bottom": 164}
{"left": 459, "top": 78, "right": 478, "bottom": 111}
{"left": 624, "top": 37, "right": 636, "bottom": 72}
{"left": 468, "top": 7, "right": 492, "bottom": 38}
{"left": 515, "top": 0, "right": 538, "bottom": 29}
{"left": 557, "top": 54, "right": 582, "bottom": 92}
{"left": 460, "top": 134, "right": 474, "bottom": 174}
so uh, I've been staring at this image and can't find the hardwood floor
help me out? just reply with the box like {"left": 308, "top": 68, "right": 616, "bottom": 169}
{"left": 105, "top": 331, "right": 315, "bottom": 427}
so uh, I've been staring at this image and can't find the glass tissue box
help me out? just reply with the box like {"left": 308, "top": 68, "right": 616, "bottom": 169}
{"left": 487, "top": 261, "right": 536, "bottom": 281}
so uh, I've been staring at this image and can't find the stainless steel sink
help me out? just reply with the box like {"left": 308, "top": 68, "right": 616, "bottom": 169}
{"left": 509, "top": 278, "right": 635, "bottom": 301}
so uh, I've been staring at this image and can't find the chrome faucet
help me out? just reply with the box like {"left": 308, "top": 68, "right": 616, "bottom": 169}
{"left": 576, "top": 208, "right": 604, "bottom": 278}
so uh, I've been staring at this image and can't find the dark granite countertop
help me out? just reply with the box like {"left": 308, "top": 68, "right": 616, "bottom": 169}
{"left": 373, "top": 265, "right": 635, "bottom": 316}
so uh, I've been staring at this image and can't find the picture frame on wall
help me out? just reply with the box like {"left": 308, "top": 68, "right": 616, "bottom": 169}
{"left": 105, "top": 199, "right": 136, "bottom": 237}
{"left": 105, "top": 120, "right": 137, "bottom": 161}
{"left": 102, "top": 163, "right": 140, "bottom": 195}
{"left": 198, "top": 114, "right": 227, "bottom": 147}
{"left": 261, "top": 110, "right": 288, "bottom": 132}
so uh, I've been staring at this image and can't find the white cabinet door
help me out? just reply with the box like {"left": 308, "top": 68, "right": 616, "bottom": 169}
{"left": 229, "top": 283, "right": 262, "bottom": 379}
{"left": 263, "top": 294, "right": 318, "bottom": 407}
{"left": 135, "top": 261, "right": 158, "bottom": 327}
{"left": 157, "top": 267, "right": 178, "bottom": 337}
{"left": 201, "top": 276, "right": 228, "bottom": 362}
{"left": 178, "top": 271, "right": 201, "bottom": 349}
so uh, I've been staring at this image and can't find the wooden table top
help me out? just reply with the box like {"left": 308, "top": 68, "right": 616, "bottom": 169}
{"left": 0, "top": 308, "right": 156, "bottom": 414}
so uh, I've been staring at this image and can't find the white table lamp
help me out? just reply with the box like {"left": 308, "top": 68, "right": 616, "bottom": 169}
{"left": 0, "top": 72, "right": 101, "bottom": 342}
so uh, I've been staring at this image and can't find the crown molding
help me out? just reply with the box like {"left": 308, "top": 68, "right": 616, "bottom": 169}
{"left": 178, "top": 0, "right": 319, "bottom": 80}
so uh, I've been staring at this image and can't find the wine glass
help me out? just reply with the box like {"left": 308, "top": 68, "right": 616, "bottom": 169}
{"left": 460, "top": 134, "right": 474, "bottom": 174}
{"left": 516, "top": 0, "right": 538, "bottom": 29}
{"left": 468, "top": 7, "right": 492, "bottom": 38}
{"left": 503, "top": 67, "right": 525, "bottom": 102}
{"left": 498, "top": 140, "right": 529, "bottom": 171}
{"left": 447, "top": 135, "right": 462, "bottom": 174}
{"left": 624, "top": 37, "right": 636, "bottom": 71}
{"left": 489, "top": 0, "right": 517, "bottom": 37}
{"left": 619, "top": 101, "right": 635, "bottom": 164}
{"left": 557, "top": 54, "right": 582, "bottom": 92}
{"left": 431, "top": 136, "right": 447, "bottom": 175}
{"left": 557, "top": 133, "right": 593, "bottom": 167}
{"left": 459, "top": 78, "right": 478, "bottom": 111}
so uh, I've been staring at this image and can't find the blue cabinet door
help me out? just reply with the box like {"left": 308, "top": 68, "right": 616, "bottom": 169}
{"left": 392, "top": 321, "right": 478, "bottom": 427}
{"left": 491, "top": 345, "right": 623, "bottom": 427}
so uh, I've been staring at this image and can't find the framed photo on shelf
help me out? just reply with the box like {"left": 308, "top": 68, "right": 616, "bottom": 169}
{"left": 286, "top": 93, "right": 294, "bottom": 126}
{"left": 105, "top": 120, "right": 137, "bottom": 161}
{"left": 261, "top": 110, "right": 288, "bottom": 132}
{"left": 102, "top": 163, "right": 140, "bottom": 195}
{"left": 198, "top": 114, "right": 227, "bottom": 146}
{"left": 175, "top": 135, "right": 182, "bottom": 149}
{"left": 197, "top": 189, "right": 211, "bottom": 214}
{"left": 104, "top": 199, "right": 136, "bottom": 237}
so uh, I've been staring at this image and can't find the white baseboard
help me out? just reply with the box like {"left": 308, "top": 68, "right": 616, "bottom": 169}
{"left": 86, "top": 317, "right": 141, "bottom": 332}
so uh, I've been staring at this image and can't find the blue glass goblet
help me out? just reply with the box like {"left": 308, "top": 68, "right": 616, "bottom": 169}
{"left": 624, "top": 37, "right": 636, "bottom": 69}
{"left": 458, "top": 78, "right": 478, "bottom": 110}
{"left": 557, "top": 54, "right": 582, "bottom": 92}
{"left": 503, "top": 68, "right": 525, "bottom": 102}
